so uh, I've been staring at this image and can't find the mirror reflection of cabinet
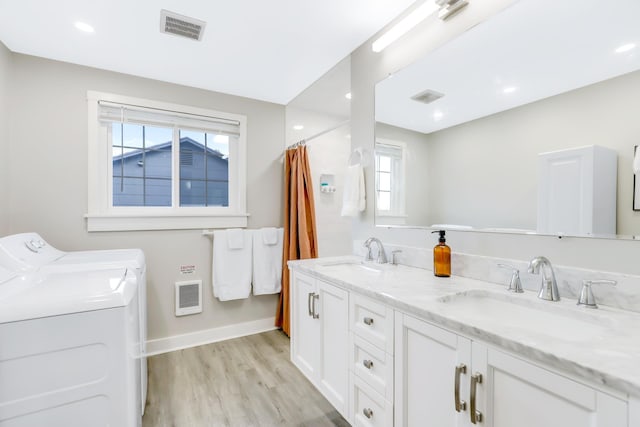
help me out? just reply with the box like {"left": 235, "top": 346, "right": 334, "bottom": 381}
{"left": 537, "top": 145, "right": 617, "bottom": 236}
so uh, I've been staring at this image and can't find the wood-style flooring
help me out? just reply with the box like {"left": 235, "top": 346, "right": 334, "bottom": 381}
{"left": 143, "top": 330, "right": 350, "bottom": 427}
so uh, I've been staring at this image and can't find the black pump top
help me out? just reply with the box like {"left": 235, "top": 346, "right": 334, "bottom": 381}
{"left": 432, "top": 229, "right": 446, "bottom": 243}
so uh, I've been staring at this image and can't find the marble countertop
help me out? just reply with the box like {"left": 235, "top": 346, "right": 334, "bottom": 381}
{"left": 289, "top": 256, "right": 640, "bottom": 398}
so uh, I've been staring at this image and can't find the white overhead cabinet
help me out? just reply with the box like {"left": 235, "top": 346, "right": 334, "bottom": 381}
{"left": 395, "top": 312, "right": 627, "bottom": 427}
{"left": 290, "top": 271, "right": 350, "bottom": 420}
{"left": 537, "top": 145, "right": 617, "bottom": 236}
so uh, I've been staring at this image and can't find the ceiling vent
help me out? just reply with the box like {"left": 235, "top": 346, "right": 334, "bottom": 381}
{"left": 411, "top": 89, "right": 445, "bottom": 104}
{"left": 160, "top": 10, "right": 206, "bottom": 41}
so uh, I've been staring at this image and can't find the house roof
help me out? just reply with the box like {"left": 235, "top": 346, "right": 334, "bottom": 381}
{"left": 113, "top": 136, "right": 226, "bottom": 161}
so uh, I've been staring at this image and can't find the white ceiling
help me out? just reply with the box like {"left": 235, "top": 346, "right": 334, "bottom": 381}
{"left": 376, "top": 0, "right": 640, "bottom": 134}
{"left": 0, "top": 0, "right": 415, "bottom": 105}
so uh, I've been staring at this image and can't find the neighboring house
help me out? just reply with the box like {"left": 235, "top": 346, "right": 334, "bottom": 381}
{"left": 112, "top": 136, "right": 229, "bottom": 207}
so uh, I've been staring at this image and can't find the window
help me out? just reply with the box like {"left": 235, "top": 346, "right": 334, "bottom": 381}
{"left": 87, "top": 91, "right": 247, "bottom": 231}
{"left": 375, "top": 140, "right": 406, "bottom": 220}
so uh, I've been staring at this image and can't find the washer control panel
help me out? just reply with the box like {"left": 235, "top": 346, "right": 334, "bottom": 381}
{"left": 0, "top": 232, "right": 65, "bottom": 270}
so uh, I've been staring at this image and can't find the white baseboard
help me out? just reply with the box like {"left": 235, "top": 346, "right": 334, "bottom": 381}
{"left": 145, "top": 317, "right": 278, "bottom": 356}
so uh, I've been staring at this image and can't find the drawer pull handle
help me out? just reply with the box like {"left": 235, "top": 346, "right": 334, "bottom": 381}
{"left": 363, "top": 408, "right": 373, "bottom": 419}
{"left": 363, "top": 359, "right": 374, "bottom": 369}
{"left": 307, "top": 292, "right": 314, "bottom": 317}
{"left": 312, "top": 293, "right": 320, "bottom": 319}
{"left": 470, "top": 372, "right": 483, "bottom": 424}
{"left": 454, "top": 363, "right": 467, "bottom": 412}
{"left": 363, "top": 317, "right": 374, "bottom": 325}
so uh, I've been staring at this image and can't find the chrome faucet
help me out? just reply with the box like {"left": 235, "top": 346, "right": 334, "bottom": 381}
{"left": 363, "top": 237, "right": 387, "bottom": 264}
{"left": 527, "top": 256, "right": 560, "bottom": 301}
{"left": 576, "top": 279, "right": 616, "bottom": 309}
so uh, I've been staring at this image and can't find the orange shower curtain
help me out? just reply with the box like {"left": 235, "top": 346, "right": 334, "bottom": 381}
{"left": 275, "top": 145, "right": 318, "bottom": 336}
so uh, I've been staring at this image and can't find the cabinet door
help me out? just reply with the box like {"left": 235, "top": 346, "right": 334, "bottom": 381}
{"left": 484, "top": 348, "right": 627, "bottom": 427}
{"left": 395, "top": 312, "right": 471, "bottom": 427}
{"left": 318, "top": 280, "right": 350, "bottom": 418}
{"left": 290, "top": 272, "right": 320, "bottom": 381}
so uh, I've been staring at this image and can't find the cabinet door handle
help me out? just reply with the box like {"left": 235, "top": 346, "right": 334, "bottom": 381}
{"left": 307, "top": 292, "right": 314, "bottom": 317}
{"left": 363, "top": 317, "right": 374, "bottom": 325}
{"left": 312, "top": 293, "right": 320, "bottom": 319}
{"left": 470, "top": 372, "right": 483, "bottom": 424}
{"left": 363, "top": 359, "right": 374, "bottom": 369}
{"left": 454, "top": 363, "right": 467, "bottom": 412}
{"left": 363, "top": 408, "right": 373, "bottom": 419}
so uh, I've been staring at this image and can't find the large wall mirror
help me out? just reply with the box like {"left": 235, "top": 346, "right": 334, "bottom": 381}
{"left": 374, "top": 0, "right": 640, "bottom": 239}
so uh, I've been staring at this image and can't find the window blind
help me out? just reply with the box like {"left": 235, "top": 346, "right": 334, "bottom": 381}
{"left": 98, "top": 101, "right": 241, "bottom": 136}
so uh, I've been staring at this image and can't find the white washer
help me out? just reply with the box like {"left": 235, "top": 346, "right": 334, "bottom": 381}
{"left": 0, "top": 267, "right": 141, "bottom": 427}
{"left": 0, "top": 233, "right": 148, "bottom": 415}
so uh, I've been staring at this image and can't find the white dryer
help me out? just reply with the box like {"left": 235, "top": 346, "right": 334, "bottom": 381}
{"left": 0, "top": 267, "right": 141, "bottom": 426}
{"left": 0, "top": 233, "right": 148, "bottom": 414}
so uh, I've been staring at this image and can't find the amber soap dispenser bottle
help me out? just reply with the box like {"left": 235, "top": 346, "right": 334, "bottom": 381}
{"left": 432, "top": 230, "right": 451, "bottom": 277}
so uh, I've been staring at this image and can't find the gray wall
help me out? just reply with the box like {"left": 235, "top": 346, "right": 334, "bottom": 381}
{"left": 0, "top": 42, "right": 11, "bottom": 235}
{"left": 7, "top": 54, "right": 285, "bottom": 341}
{"left": 351, "top": 0, "right": 640, "bottom": 275}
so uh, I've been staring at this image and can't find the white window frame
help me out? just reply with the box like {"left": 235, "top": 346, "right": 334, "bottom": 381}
{"left": 375, "top": 138, "right": 407, "bottom": 224}
{"left": 86, "top": 91, "right": 248, "bottom": 232}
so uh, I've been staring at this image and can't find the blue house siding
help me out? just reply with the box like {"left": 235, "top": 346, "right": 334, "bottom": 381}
{"left": 113, "top": 137, "right": 229, "bottom": 207}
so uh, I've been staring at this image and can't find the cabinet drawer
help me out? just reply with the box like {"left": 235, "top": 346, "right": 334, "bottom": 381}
{"left": 351, "top": 375, "right": 393, "bottom": 427}
{"left": 351, "top": 334, "right": 393, "bottom": 401}
{"left": 351, "top": 294, "right": 394, "bottom": 354}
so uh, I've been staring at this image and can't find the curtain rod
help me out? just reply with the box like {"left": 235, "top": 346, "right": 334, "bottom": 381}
{"left": 286, "top": 120, "right": 350, "bottom": 150}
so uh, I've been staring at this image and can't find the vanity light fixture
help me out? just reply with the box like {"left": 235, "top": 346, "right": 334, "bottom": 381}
{"left": 345, "top": 92, "right": 352, "bottom": 100}
{"left": 437, "top": 0, "right": 469, "bottom": 21}
{"left": 372, "top": 0, "right": 469, "bottom": 53}
{"left": 372, "top": 1, "right": 439, "bottom": 53}
{"left": 292, "top": 125, "right": 304, "bottom": 131}
{"left": 615, "top": 43, "right": 636, "bottom": 53}
{"left": 74, "top": 21, "right": 95, "bottom": 33}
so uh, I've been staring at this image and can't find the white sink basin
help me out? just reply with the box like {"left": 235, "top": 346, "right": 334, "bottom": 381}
{"left": 317, "top": 260, "right": 385, "bottom": 274}
{"left": 436, "top": 290, "right": 616, "bottom": 342}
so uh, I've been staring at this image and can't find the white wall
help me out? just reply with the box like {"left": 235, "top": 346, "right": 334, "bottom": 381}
{"left": 7, "top": 54, "right": 285, "bottom": 341}
{"left": 307, "top": 123, "right": 353, "bottom": 257}
{"left": 0, "top": 42, "right": 11, "bottom": 235}
{"left": 285, "top": 107, "right": 353, "bottom": 257}
{"left": 286, "top": 56, "right": 353, "bottom": 257}
{"left": 350, "top": 0, "right": 640, "bottom": 275}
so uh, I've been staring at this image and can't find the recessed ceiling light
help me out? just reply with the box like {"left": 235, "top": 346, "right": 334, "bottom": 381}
{"left": 74, "top": 21, "right": 95, "bottom": 33}
{"left": 293, "top": 125, "right": 304, "bottom": 131}
{"left": 345, "top": 92, "right": 352, "bottom": 100}
{"left": 503, "top": 86, "right": 518, "bottom": 94}
{"left": 615, "top": 43, "right": 636, "bottom": 53}
{"left": 433, "top": 110, "right": 444, "bottom": 121}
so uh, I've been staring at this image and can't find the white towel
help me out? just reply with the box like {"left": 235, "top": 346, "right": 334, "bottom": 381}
{"left": 252, "top": 228, "right": 283, "bottom": 295}
{"left": 634, "top": 147, "right": 640, "bottom": 174}
{"left": 227, "top": 228, "right": 245, "bottom": 249}
{"left": 341, "top": 164, "right": 366, "bottom": 217}
{"left": 212, "top": 229, "right": 252, "bottom": 301}
{"left": 262, "top": 227, "right": 279, "bottom": 245}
